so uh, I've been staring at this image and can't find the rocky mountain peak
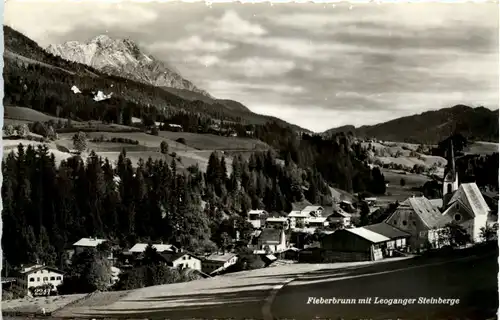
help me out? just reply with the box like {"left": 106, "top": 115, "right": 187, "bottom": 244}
{"left": 46, "top": 35, "right": 211, "bottom": 97}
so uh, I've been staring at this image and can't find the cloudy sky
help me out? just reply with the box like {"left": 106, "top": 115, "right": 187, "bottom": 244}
{"left": 5, "top": 1, "right": 499, "bottom": 132}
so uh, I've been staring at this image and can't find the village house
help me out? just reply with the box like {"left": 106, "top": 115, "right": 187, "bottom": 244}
{"left": 250, "top": 228, "right": 288, "bottom": 254}
{"left": 73, "top": 237, "right": 108, "bottom": 255}
{"left": 202, "top": 253, "right": 238, "bottom": 275}
{"left": 326, "top": 208, "right": 352, "bottom": 228}
{"left": 287, "top": 210, "right": 310, "bottom": 228}
{"left": 363, "top": 222, "right": 411, "bottom": 257}
{"left": 16, "top": 264, "right": 64, "bottom": 296}
{"left": 301, "top": 206, "right": 324, "bottom": 217}
{"left": 247, "top": 209, "right": 267, "bottom": 229}
{"left": 128, "top": 243, "right": 178, "bottom": 254}
{"left": 158, "top": 252, "right": 202, "bottom": 270}
{"left": 307, "top": 216, "right": 328, "bottom": 228}
{"left": 265, "top": 216, "right": 289, "bottom": 229}
{"left": 321, "top": 228, "right": 389, "bottom": 262}
{"left": 385, "top": 196, "right": 451, "bottom": 250}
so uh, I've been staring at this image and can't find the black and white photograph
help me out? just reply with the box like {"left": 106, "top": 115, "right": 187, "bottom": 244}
{"left": 1, "top": 1, "right": 499, "bottom": 319}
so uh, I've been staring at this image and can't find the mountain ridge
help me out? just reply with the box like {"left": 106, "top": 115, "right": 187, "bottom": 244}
{"left": 46, "top": 34, "right": 212, "bottom": 98}
{"left": 324, "top": 105, "right": 499, "bottom": 144}
{"left": 3, "top": 25, "right": 309, "bottom": 133}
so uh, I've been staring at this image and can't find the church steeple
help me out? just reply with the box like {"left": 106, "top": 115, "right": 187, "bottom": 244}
{"left": 443, "top": 139, "right": 459, "bottom": 207}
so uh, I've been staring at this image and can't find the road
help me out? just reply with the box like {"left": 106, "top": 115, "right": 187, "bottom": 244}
{"left": 271, "top": 251, "right": 498, "bottom": 320}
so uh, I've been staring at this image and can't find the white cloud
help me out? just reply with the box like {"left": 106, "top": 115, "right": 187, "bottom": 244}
{"left": 184, "top": 54, "right": 222, "bottom": 67}
{"left": 207, "top": 80, "right": 305, "bottom": 96}
{"left": 4, "top": 2, "right": 159, "bottom": 45}
{"left": 196, "top": 10, "right": 267, "bottom": 38}
{"left": 148, "top": 36, "right": 235, "bottom": 53}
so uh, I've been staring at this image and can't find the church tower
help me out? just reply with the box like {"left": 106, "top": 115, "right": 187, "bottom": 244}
{"left": 442, "top": 140, "right": 459, "bottom": 207}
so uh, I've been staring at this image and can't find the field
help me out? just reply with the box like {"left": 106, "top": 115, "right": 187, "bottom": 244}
{"left": 377, "top": 169, "right": 432, "bottom": 204}
{"left": 464, "top": 141, "right": 498, "bottom": 155}
{"left": 4, "top": 106, "right": 74, "bottom": 124}
{"left": 362, "top": 140, "right": 447, "bottom": 172}
{"left": 159, "top": 131, "right": 270, "bottom": 151}
{"left": 3, "top": 122, "right": 271, "bottom": 174}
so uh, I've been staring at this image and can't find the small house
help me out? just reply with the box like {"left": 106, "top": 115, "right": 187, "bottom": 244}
{"left": 287, "top": 210, "right": 310, "bottom": 228}
{"left": 247, "top": 210, "right": 267, "bottom": 229}
{"left": 363, "top": 222, "right": 411, "bottom": 257}
{"left": 202, "top": 253, "right": 238, "bottom": 275}
{"left": 321, "top": 228, "right": 390, "bottom": 262}
{"left": 301, "top": 206, "right": 324, "bottom": 217}
{"left": 327, "top": 209, "right": 352, "bottom": 228}
{"left": 251, "top": 228, "right": 288, "bottom": 253}
{"left": 307, "top": 217, "right": 328, "bottom": 228}
{"left": 265, "top": 217, "right": 289, "bottom": 229}
{"left": 158, "top": 252, "right": 202, "bottom": 271}
{"left": 16, "top": 264, "right": 64, "bottom": 296}
{"left": 73, "top": 237, "right": 108, "bottom": 255}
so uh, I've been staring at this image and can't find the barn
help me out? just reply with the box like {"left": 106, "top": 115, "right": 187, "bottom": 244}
{"left": 321, "top": 228, "right": 390, "bottom": 262}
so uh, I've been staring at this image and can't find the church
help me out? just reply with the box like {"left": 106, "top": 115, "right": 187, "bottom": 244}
{"left": 385, "top": 141, "right": 494, "bottom": 250}
{"left": 439, "top": 142, "right": 493, "bottom": 243}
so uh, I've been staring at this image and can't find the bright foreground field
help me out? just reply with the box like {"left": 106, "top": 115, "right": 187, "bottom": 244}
{"left": 3, "top": 245, "right": 496, "bottom": 320}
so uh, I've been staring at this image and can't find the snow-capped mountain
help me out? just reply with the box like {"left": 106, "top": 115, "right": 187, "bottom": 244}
{"left": 46, "top": 35, "right": 211, "bottom": 97}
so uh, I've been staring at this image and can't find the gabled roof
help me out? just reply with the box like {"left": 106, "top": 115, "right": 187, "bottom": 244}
{"left": 129, "top": 243, "right": 176, "bottom": 253}
{"left": 288, "top": 210, "right": 310, "bottom": 218}
{"left": 345, "top": 228, "right": 390, "bottom": 243}
{"left": 258, "top": 228, "right": 283, "bottom": 243}
{"left": 302, "top": 206, "right": 323, "bottom": 213}
{"left": 266, "top": 217, "right": 288, "bottom": 222}
{"left": 248, "top": 209, "right": 267, "bottom": 215}
{"left": 73, "top": 238, "right": 107, "bottom": 247}
{"left": 390, "top": 196, "right": 451, "bottom": 229}
{"left": 20, "top": 264, "right": 64, "bottom": 275}
{"left": 159, "top": 252, "right": 199, "bottom": 263}
{"left": 448, "top": 183, "right": 490, "bottom": 217}
{"left": 308, "top": 217, "right": 327, "bottom": 223}
{"left": 363, "top": 222, "right": 411, "bottom": 239}
{"left": 205, "top": 253, "right": 237, "bottom": 262}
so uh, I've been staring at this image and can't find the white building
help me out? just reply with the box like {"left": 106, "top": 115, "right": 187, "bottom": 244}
{"left": 265, "top": 217, "right": 289, "bottom": 229}
{"left": 441, "top": 183, "right": 491, "bottom": 243}
{"left": 250, "top": 228, "right": 288, "bottom": 253}
{"left": 159, "top": 252, "right": 202, "bottom": 270}
{"left": 287, "top": 210, "right": 310, "bottom": 228}
{"left": 73, "top": 237, "right": 108, "bottom": 254}
{"left": 202, "top": 253, "right": 238, "bottom": 275}
{"left": 301, "top": 206, "right": 324, "bottom": 217}
{"left": 307, "top": 216, "right": 328, "bottom": 228}
{"left": 247, "top": 210, "right": 267, "bottom": 229}
{"left": 17, "top": 265, "right": 64, "bottom": 296}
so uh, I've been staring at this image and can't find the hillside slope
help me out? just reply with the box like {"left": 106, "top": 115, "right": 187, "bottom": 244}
{"left": 324, "top": 105, "right": 499, "bottom": 144}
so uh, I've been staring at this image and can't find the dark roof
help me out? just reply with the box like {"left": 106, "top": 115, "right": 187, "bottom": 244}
{"left": 20, "top": 265, "right": 65, "bottom": 275}
{"left": 159, "top": 252, "right": 200, "bottom": 263}
{"left": 363, "top": 222, "right": 411, "bottom": 239}
{"left": 258, "top": 228, "right": 282, "bottom": 243}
